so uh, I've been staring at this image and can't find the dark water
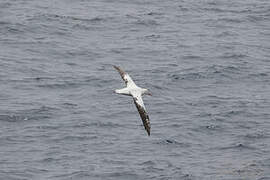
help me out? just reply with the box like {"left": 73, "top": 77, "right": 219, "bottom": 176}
{"left": 1, "top": 0, "right": 270, "bottom": 179}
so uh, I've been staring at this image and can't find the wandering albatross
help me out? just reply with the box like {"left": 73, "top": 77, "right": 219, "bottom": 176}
{"left": 113, "top": 66, "right": 152, "bottom": 136}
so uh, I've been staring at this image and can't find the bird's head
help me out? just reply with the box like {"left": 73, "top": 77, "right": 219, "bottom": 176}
{"left": 143, "top": 89, "right": 152, "bottom": 96}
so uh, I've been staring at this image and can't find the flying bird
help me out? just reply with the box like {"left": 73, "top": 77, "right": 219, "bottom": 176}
{"left": 113, "top": 66, "right": 152, "bottom": 136}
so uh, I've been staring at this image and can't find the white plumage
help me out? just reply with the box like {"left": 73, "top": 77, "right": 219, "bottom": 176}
{"left": 113, "top": 66, "right": 152, "bottom": 136}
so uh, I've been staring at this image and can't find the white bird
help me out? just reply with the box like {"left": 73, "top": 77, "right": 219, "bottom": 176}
{"left": 113, "top": 65, "right": 152, "bottom": 136}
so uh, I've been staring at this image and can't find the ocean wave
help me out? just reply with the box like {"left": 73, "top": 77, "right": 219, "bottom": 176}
{"left": 168, "top": 64, "right": 241, "bottom": 81}
{"left": 246, "top": 72, "right": 269, "bottom": 82}
{"left": 36, "top": 76, "right": 104, "bottom": 89}
{"left": 50, "top": 171, "right": 91, "bottom": 179}
{"left": 219, "top": 143, "right": 257, "bottom": 151}
{"left": 132, "top": 19, "right": 159, "bottom": 26}
{"left": 219, "top": 53, "right": 248, "bottom": 59}
{"left": 155, "top": 139, "right": 191, "bottom": 147}
{"left": 218, "top": 17, "right": 243, "bottom": 23}
{"left": 244, "top": 131, "right": 269, "bottom": 140}
{"left": 0, "top": 21, "right": 27, "bottom": 35}
{"left": 33, "top": 13, "right": 109, "bottom": 24}
{"left": 202, "top": 7, "right": 252, "bottom": 14}
{"left": 0, "top": 106, "right": 58, "bottom": 122}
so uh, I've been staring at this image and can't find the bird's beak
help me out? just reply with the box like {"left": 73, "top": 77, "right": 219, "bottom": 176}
{"left": 147, "top": 91, "right": 152, "bottom": 96}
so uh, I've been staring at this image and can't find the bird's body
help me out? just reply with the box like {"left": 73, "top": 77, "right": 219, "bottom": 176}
{"left": 113, "top": 66, "right": 151, "bottom": 136}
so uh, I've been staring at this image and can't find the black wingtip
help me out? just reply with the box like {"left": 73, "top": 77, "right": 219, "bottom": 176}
{"left": 146, "top": 129, "right": 150, "bottom": 136}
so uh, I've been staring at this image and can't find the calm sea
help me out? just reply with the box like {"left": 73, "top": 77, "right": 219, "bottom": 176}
{"left": 0, "top": 0, "right": 270, "bottom": 179}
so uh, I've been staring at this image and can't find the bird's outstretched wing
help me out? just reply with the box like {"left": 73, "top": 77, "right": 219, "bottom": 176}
{"left": 132, "top": 94, "right": 151, "bottom": 136}
{"left": 113, "top": 66, "right": 136, "bottom": 87}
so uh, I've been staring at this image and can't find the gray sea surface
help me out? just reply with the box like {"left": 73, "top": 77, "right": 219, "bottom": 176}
{"left": 1, "top": 0, "right": 270, "bottom": 179}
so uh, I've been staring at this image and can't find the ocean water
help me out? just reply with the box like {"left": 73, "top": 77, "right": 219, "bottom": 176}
{"left": 0, "top": 0, "right": 270, "bottom": 179}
